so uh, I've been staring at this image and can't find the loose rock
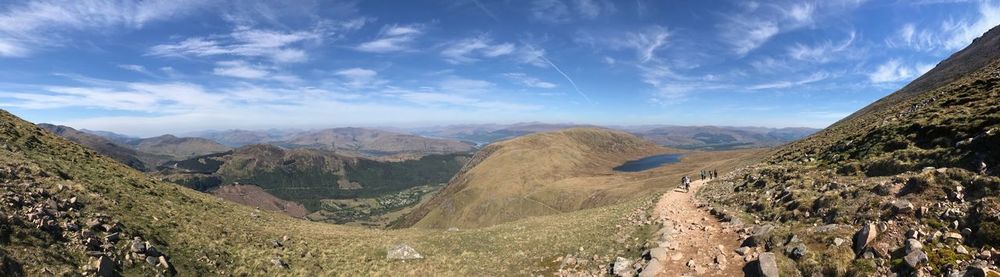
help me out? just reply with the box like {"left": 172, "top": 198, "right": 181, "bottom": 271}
{"left": 387, "top": 244, "right": 424, "bottom": 260}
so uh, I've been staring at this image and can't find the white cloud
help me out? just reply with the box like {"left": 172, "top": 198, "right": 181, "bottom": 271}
{"left": 149, "top": 27, "right": 320, "bottom": 63}
{"left": 749, "top": 72, "right": 830, "bottom": 90}
{"left": 625, "top": 26, "right": 670, "bottom": 63}
{"left": 886, "top": 1, "right": 1000, "bottom": 52}
{"left": 718, "top": 1, "right": 865, "bottom": 56}
{"left": 530, "top": 0, "right": 614, "bottom": 23}
{"left": 515, "top": 45, "right": 548, "bottom": 67}
{"left": 788, "top": 31, "right": 856, "bottom": 63}
{"left": 787, "top": 3, "right": 815, "bottom": 23}
{"left": 943, "top": 1, "right": 1000, "bottom": 50}
{"left": 117, "top": 64, "right": 148, "bottom": 74}
{"left": 440, "top": 36, "right": 516, "bottom": 64}
{"left": 355, "top": 24, "right": 423, "bottom": 53}
{"left": 335, "top": 68, "right": 381, "bottom": 88}
{"left": 531, "top": 0, "right": 572, "bottom": 23}
{"left": 0, "top": 39, "right": 27, "bottom": 57}
{"left": 868, "top": 59, "right": 915, "bottom": 83}
{"left": 0, "top": 0, "right": 210, "bottom": 57}
{"left": 212, "top": 60, "right": 270, "bottom": 79}
{"left": 573, "top": 0, "right": 615, "bottom": 18}
{"left": 504, "top": 73, "right": 558, "bottom": 89}
{"left": 438, "top": 78, "right": 496, "bottom": 94}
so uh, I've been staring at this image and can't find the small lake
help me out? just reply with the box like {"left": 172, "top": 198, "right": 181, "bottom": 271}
{"left": 613, "top": 153, "right": 684, "bottom": 172}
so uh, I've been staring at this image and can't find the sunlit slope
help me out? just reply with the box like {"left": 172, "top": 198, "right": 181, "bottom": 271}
{"left": 0, "top": 110, "right": 661, "bottom": 276}
{"left": 699, "top": 26, "right": 1000, "bottom": 276}
{"left": 399, "top": 128, "right": 677, "bottom": 229}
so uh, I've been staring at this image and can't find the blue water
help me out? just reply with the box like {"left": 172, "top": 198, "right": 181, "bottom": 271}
{"left": 613, "top": 153, "right": 684, "bottom": 172}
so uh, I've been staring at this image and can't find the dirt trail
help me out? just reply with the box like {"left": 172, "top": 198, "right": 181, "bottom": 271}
{"left": 645, "top": 179, "right": 745, "bottom": 276}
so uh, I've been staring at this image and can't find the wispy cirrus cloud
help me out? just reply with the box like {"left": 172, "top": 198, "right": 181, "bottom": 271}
{"left": 749, "top": 71, "right": 830, "bottom": 90}
{"left": 868, "top": 59, "right": 934, "bottom": 83}
{"left": 718, "top": 1, "right": 865, "bottom": 56}
{"left": 440, "top": 35, "right": 515, "bottom": 64}
{"left": 355, "top": 24, "right": 424, "bottom": 53}
{"left": 0, "top": 0, "right": 212, "bottom": 57}
{"left": 788, "top": 31, "right": 857, "bottom": 63}
{"left": 530, "top": 0, "right": 615, "bottom": 23}
{"left": 504, "top": 73, "right": 558, "bottom": 89}
{"left": 149, "top": 27, "right": 322, "bottom": 63}
{"left": 886, "top": 1, "right": 1000, "bottom": 52}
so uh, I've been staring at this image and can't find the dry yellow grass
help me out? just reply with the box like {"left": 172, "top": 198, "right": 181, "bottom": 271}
{"left": 400, "top": 127, "right": 764, "bottom": 229}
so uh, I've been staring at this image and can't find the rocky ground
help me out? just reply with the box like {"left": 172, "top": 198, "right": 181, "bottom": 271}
{"left": 700, "top": 165, "right": 1000, "bottom": 276}
{"left": 0, "top": 163, "right": 176, "bottom": 276}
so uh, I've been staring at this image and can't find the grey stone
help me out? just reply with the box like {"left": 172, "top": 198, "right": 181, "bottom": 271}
{"left": 853, "top": 222, "right": 877, "bottom": 255}
{"left": 612, "top": 257, "right": 632, "bottom": 277}
{"left": 638, "top": 259, "right": 662, "bottom": 277}
{"left": 387, "top": 244, "right": 424, "bottom": 260}
{"left": 95, "top": 255, "right": 114, "bottom": 277}
{"left": 833, "top": 237, "right": 846, "bottom": 246}
{"left": 735, "top": 246, "right": 751, "bottom": 255}
{"left": 905, "top": 239, "right": 923, "bottom": 254}
{"left": 744, "top": 225, "right": 774, "bottom": 247}
{"left": 756, "top": 252, "right": 780, "bottom": 277}
{"left": 270, "top": 257, "right": 288, "bottom": 269}
{"left": 649, "top": 247, "right": 667, "bottom": 261}
{"left": 904, "top": 250, "right": 928, "bottom": 269}
{"left": 130, "top": 238, "right": 146, "bottom": 253}
{"left": 145, "top": 256, "right": 158, "bottom": 265}
{"left": 892, "top": 200, "right": 914, "bottom": 214}
{"left": 956, "top": 245, "right": 969, "bottom": 255}
{"left": 789, "top": 244, "right": 807, "bottom": 259}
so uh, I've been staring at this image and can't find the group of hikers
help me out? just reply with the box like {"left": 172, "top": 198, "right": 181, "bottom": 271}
{"left": 679, "top": 169, "right": 718, "bottom": 192}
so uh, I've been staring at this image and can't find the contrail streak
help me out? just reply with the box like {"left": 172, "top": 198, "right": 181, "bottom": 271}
{"left": 471, "top": 0, "right": 499, "bottom": 22}
{"left": 539, "top": 55, "right": 593, "bottom": 104}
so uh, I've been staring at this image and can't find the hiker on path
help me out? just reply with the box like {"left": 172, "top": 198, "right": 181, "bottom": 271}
{"left": 700, "top": 171, "right": 705, "bottom": 181}
{"left": 713, "top": 170, "right": 718, "bottom": 179}
{"left": 681, "top": 175, "right": 691, "bottom": 192}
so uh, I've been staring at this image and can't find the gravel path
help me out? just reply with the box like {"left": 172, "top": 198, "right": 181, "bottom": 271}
{"left": 645, "top": 180, "right": 746, "bottom": 276}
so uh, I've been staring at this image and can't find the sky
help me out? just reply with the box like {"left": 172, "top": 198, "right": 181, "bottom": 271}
{"left": 0, "top": 0, "right": 998, "bottom": 137}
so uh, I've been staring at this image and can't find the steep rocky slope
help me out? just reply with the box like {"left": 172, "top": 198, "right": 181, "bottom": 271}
{"left": 699, "top": 25, "right": 1000, "bottom": 276}
{"left": 398, "top": 128, "right": 674, "bottom": 229}
{"left": 37, "top": 124, "right": 171, "bottom": 171}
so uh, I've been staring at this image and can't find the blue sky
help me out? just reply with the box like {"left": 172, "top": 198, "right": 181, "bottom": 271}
{"left": 0, "top": 0, "right": 998, "bottom": 136}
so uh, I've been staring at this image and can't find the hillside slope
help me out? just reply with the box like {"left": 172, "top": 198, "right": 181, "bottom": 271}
{"left": 282, "top": 127, "right": 475, "bottom": 158}
{"left": 0, "top": 109, "right": 671, "bottom": 276}
{"left": 157, "top": 144, "right": 468, "bottom": 224}
{"left": 37, "top": 124, "right": 170, "bottom": 171}
{"left": 633, "top": 126, "right": 818, "bottom": 150}
{"left": 836, "top": 24, "right": 1000, "bottom": 126}
{"left": 399, "top": 128, "right": 673, "bottom": 229}
{"left": 699, "top": 26, "right": 1000, "bottom": 276}
{"left": 132, "top": 135, "right": 230, "bottom": 160}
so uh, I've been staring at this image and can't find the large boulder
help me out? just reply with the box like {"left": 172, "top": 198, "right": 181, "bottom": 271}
{"left": 387, "top": 244, "right": 424, "bottom": 260}
{"left": 755, "top": 252, "right": 780, "bottom": 277}
{"left": 744, "top": 225, "right": 775, "bottom": 247}
{"left": 904, "top": 239, "right": 923, "bottom": 254}
{"left": 853, "top": 222, "right": 877, "bottom": 255}
{"left": 903, "top": 250, "right": 928, "bottom": 270}
{"left": 638, "top": 260, "right": 663, "bottom": 277}
{"left": 95, "top": 255, "right": 114, "bottom": 277}
{"left": 611, "top": 257, "right": 633, "bottom": 277}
